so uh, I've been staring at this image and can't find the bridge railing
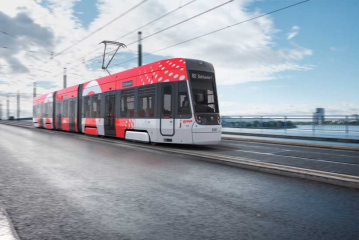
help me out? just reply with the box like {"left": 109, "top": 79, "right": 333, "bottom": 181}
{"left": 221, "top": 115, "right": 359, "bottom": 133}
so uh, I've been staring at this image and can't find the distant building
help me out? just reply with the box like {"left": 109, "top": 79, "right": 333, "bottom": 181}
{"left": 352, "top": 114, "right": 359, "bottom": 121}
{"left": 313, "top": 108, "right": 325, "bottom": 124}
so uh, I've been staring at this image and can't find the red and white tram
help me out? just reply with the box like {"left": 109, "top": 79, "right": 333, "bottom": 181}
{"left": 33, "top": 58, "right": 221, "bottom": 144}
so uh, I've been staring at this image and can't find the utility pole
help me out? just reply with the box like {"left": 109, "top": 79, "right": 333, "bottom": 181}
{"left": 138, "top": 31, "right": 142, "bottom": 67}
{"left": 17, "top": 90, "right": 20, "bottom": 119}
{"left": 6, "top": 95, "right": 9, "bottom": 119}
{"left": 63, "top": 67, "right": 67, "bottom": 88}
{"left": 0, "top": 101, "right": 2, "bottom": 120}
{"left": 33, "top": 82, "right": 37, "bottom": 99}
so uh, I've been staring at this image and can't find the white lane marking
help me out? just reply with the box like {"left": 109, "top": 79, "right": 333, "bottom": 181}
{"left": 222, "top": 140, "right": 359, "bottom": 157}
{"left": 210, "top": 146, "right": 358, "bottom": 167}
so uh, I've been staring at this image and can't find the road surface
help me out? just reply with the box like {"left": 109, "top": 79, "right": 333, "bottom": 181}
{"left": 0, "top": 124, "right": 358, "bottom": 240}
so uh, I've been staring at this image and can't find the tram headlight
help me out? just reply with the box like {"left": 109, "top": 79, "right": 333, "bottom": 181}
{"left": 217, "top": 115, "right": 221, "bottom": 124}
{"left": 197, "top": 115, "right": 202, "bottom": 123}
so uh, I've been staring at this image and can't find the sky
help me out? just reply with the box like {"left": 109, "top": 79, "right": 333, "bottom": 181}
{"left": 0, "top": 0, "right": 358, "bottom": 117}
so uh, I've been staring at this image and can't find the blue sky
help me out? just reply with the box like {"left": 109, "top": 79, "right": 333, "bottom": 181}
{"left": 215, "top": 0, "right": 359, "bottom": 114}
{"left": 0, "top": 0, "right": 358, "bottom": 116}
{"left": 84, "top": 0, "right": 359, "bottom": 115}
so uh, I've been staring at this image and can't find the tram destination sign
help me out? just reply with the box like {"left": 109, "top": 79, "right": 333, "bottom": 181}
{"left": 122, "top": 80, "right": 133, "bottom": 87}
{"left": 190, "top": 71, "right": 214, "bottom": 81}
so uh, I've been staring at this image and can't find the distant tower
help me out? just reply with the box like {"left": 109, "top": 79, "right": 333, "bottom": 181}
{"left": 17, "top": 91, "right": 20, "bottom": 119}
{"left": 6, "top": 96, "right": 10, "bottom": 119}
{"left": 0, "top": 101, "right": 2, "bottom": 120}
{"left": 33, "top": 82, "right": 37, "bottom": 99}
{"left": 313, "top": 108, "right": 325, "bottom": 125}
{"left": 63, "top": 67, "right": 67, "bottom": 88}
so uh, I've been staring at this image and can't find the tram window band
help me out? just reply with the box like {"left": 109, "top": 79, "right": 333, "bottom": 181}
{"left": 120, "top": 89, "right": 135, "bottom": 118}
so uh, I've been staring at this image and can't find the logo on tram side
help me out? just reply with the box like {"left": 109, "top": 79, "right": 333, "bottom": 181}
{"left": 183, "top": 120, "right": 193, "bottom": 124}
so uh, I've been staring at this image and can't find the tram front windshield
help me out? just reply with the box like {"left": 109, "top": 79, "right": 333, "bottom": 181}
{"left": 190, "top": 72, "right": 219, "bottom": 113}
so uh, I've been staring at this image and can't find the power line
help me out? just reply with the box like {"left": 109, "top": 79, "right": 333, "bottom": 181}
{"left": 127, "top": 0, "right": 234, "bottom": 46}
{"left": 62, "top": 0, "right": 235, "bottom": 75}
{"left": 0, "top": 65, "right": 52, "bottom": 73}
{"left": 69, "top": 0, "right": 197, "bottom": 65}
{"left": 111, "top": 0, "right": 310, "bottom": 67}
{"left": 0, "top": 46, "right": 52, "bottom": 55}
{"left": 1, "top": 30, "right": 38, "bottom": 47}
{"left": 101, "top": 0, "right": 235, "bottom": 59}
{"left": 50, "top": 0, "right": 150, "bottom": 60}
{"left": 0, "top": 31, "right": 17, "bottom": 39}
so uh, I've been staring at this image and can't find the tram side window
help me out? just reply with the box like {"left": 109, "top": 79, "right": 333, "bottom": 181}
{"left": 41, "top": 104, "right": 45, "bottom": 118}
{"left": 43, "top": 103, "right": 47, "bottom": 117}
{"left": 138, "top": 86, "right": 155, "bottom": 118}
{"left": 49, "top": 102, "right": 53, "bottom": 118}
{"left": 69, "top": 100, "right": 76, "bottom": 120}
{"left": 46, "top": 103, "right": 50, "bottom": 117}
{"left": 92, "top": 94, "right": 101, "bottom": 118}
{"left": 56, "top": 101, "right": 62, "bottom": 117}
{"left": 162, "top": 85, "right": 172, "bottom": 116}
{"left": 121, "top": 90, "right": 135, "bottom": 118}
{"left": 63, "top": 100, "right": 69, "bottom": 118}
{"left": 178, "top": 82, "right": 191, "bottom": 114}
{"left": 84, "top": 96, "right": 91, "bottom": 118}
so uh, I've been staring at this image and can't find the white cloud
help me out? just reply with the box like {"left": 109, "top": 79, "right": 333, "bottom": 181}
{"left": 0, "top": 0, "right": 314, "bottom": 116}
{"left": 287, "top": 25, "right": 300, "bottom": 40}
{"left": 329, "top": 46, "right": 346, "bottom": 52}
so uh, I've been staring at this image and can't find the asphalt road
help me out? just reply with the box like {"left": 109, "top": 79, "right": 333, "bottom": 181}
{"left": 0, "top": 124, "right": 358, "bottom": 240}
{"left": 2, "top": 120, "right": 359, "bottom": 176}
{"left": 190, "top": 139, "right": 359, "bottom": 176}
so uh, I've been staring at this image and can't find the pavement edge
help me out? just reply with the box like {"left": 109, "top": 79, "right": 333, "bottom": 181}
{"left": 151, "top": 147, "right": 359, "bottom": 189}
{"left": 0, "top": 207, "right": 20, "bottom": 240}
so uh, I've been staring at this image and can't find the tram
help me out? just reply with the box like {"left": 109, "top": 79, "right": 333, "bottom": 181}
{"left": 33, "top": 58, "right": 221, "bottom": 144}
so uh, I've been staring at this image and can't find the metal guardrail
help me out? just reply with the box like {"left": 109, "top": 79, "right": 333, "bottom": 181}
{"left": 221, "top": 115, "right": 359, "bottom": 133}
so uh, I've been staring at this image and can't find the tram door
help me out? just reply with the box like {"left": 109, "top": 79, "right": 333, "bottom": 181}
{"left": 104, "top": 91, "right": 116, "bottom": 136}
{"left": 161, "top": 84, "right": 175, "bottom": 136}
{"left": 69, "top": 99, "right": 76, "bottom": 131}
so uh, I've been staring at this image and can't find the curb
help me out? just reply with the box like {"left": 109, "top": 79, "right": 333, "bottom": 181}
{"left": 146, "top": 146, "right": 359, "bottom": 189}
{"left": 0, "top": 207, "right": 20, "bottom": 240}
{"left": 222, "top": 136, "right": 359, "bottom": 151}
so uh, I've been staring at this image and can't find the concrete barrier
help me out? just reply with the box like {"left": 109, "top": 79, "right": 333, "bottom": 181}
{"left": 222, "top": 136, "right": 359, "bottom": 151}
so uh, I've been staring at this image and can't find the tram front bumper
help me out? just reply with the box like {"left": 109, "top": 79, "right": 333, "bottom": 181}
{"left": 192, "top": 125, "right": 221, "bottom": 145}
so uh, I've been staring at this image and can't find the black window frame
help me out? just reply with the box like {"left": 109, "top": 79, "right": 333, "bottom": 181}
{"left": 177, "top": 82, "right": 191, "bottom": 118}
{"left": 91, "top": 94, "right": 102, "bottom": 118}
{"left": 63, "top": 100, "right": 69, "bottom": 118}
{"left": 120, "top": 89, "right": 135, "bottom": 118}
{"left": 138, "top": 86, "right": 155, "bottom": 118}
{"left": 83, "top": 96, "right": 91, "bottom": 118}
{"left": 162, "top": 85, "right": 172, "bottom": 116}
